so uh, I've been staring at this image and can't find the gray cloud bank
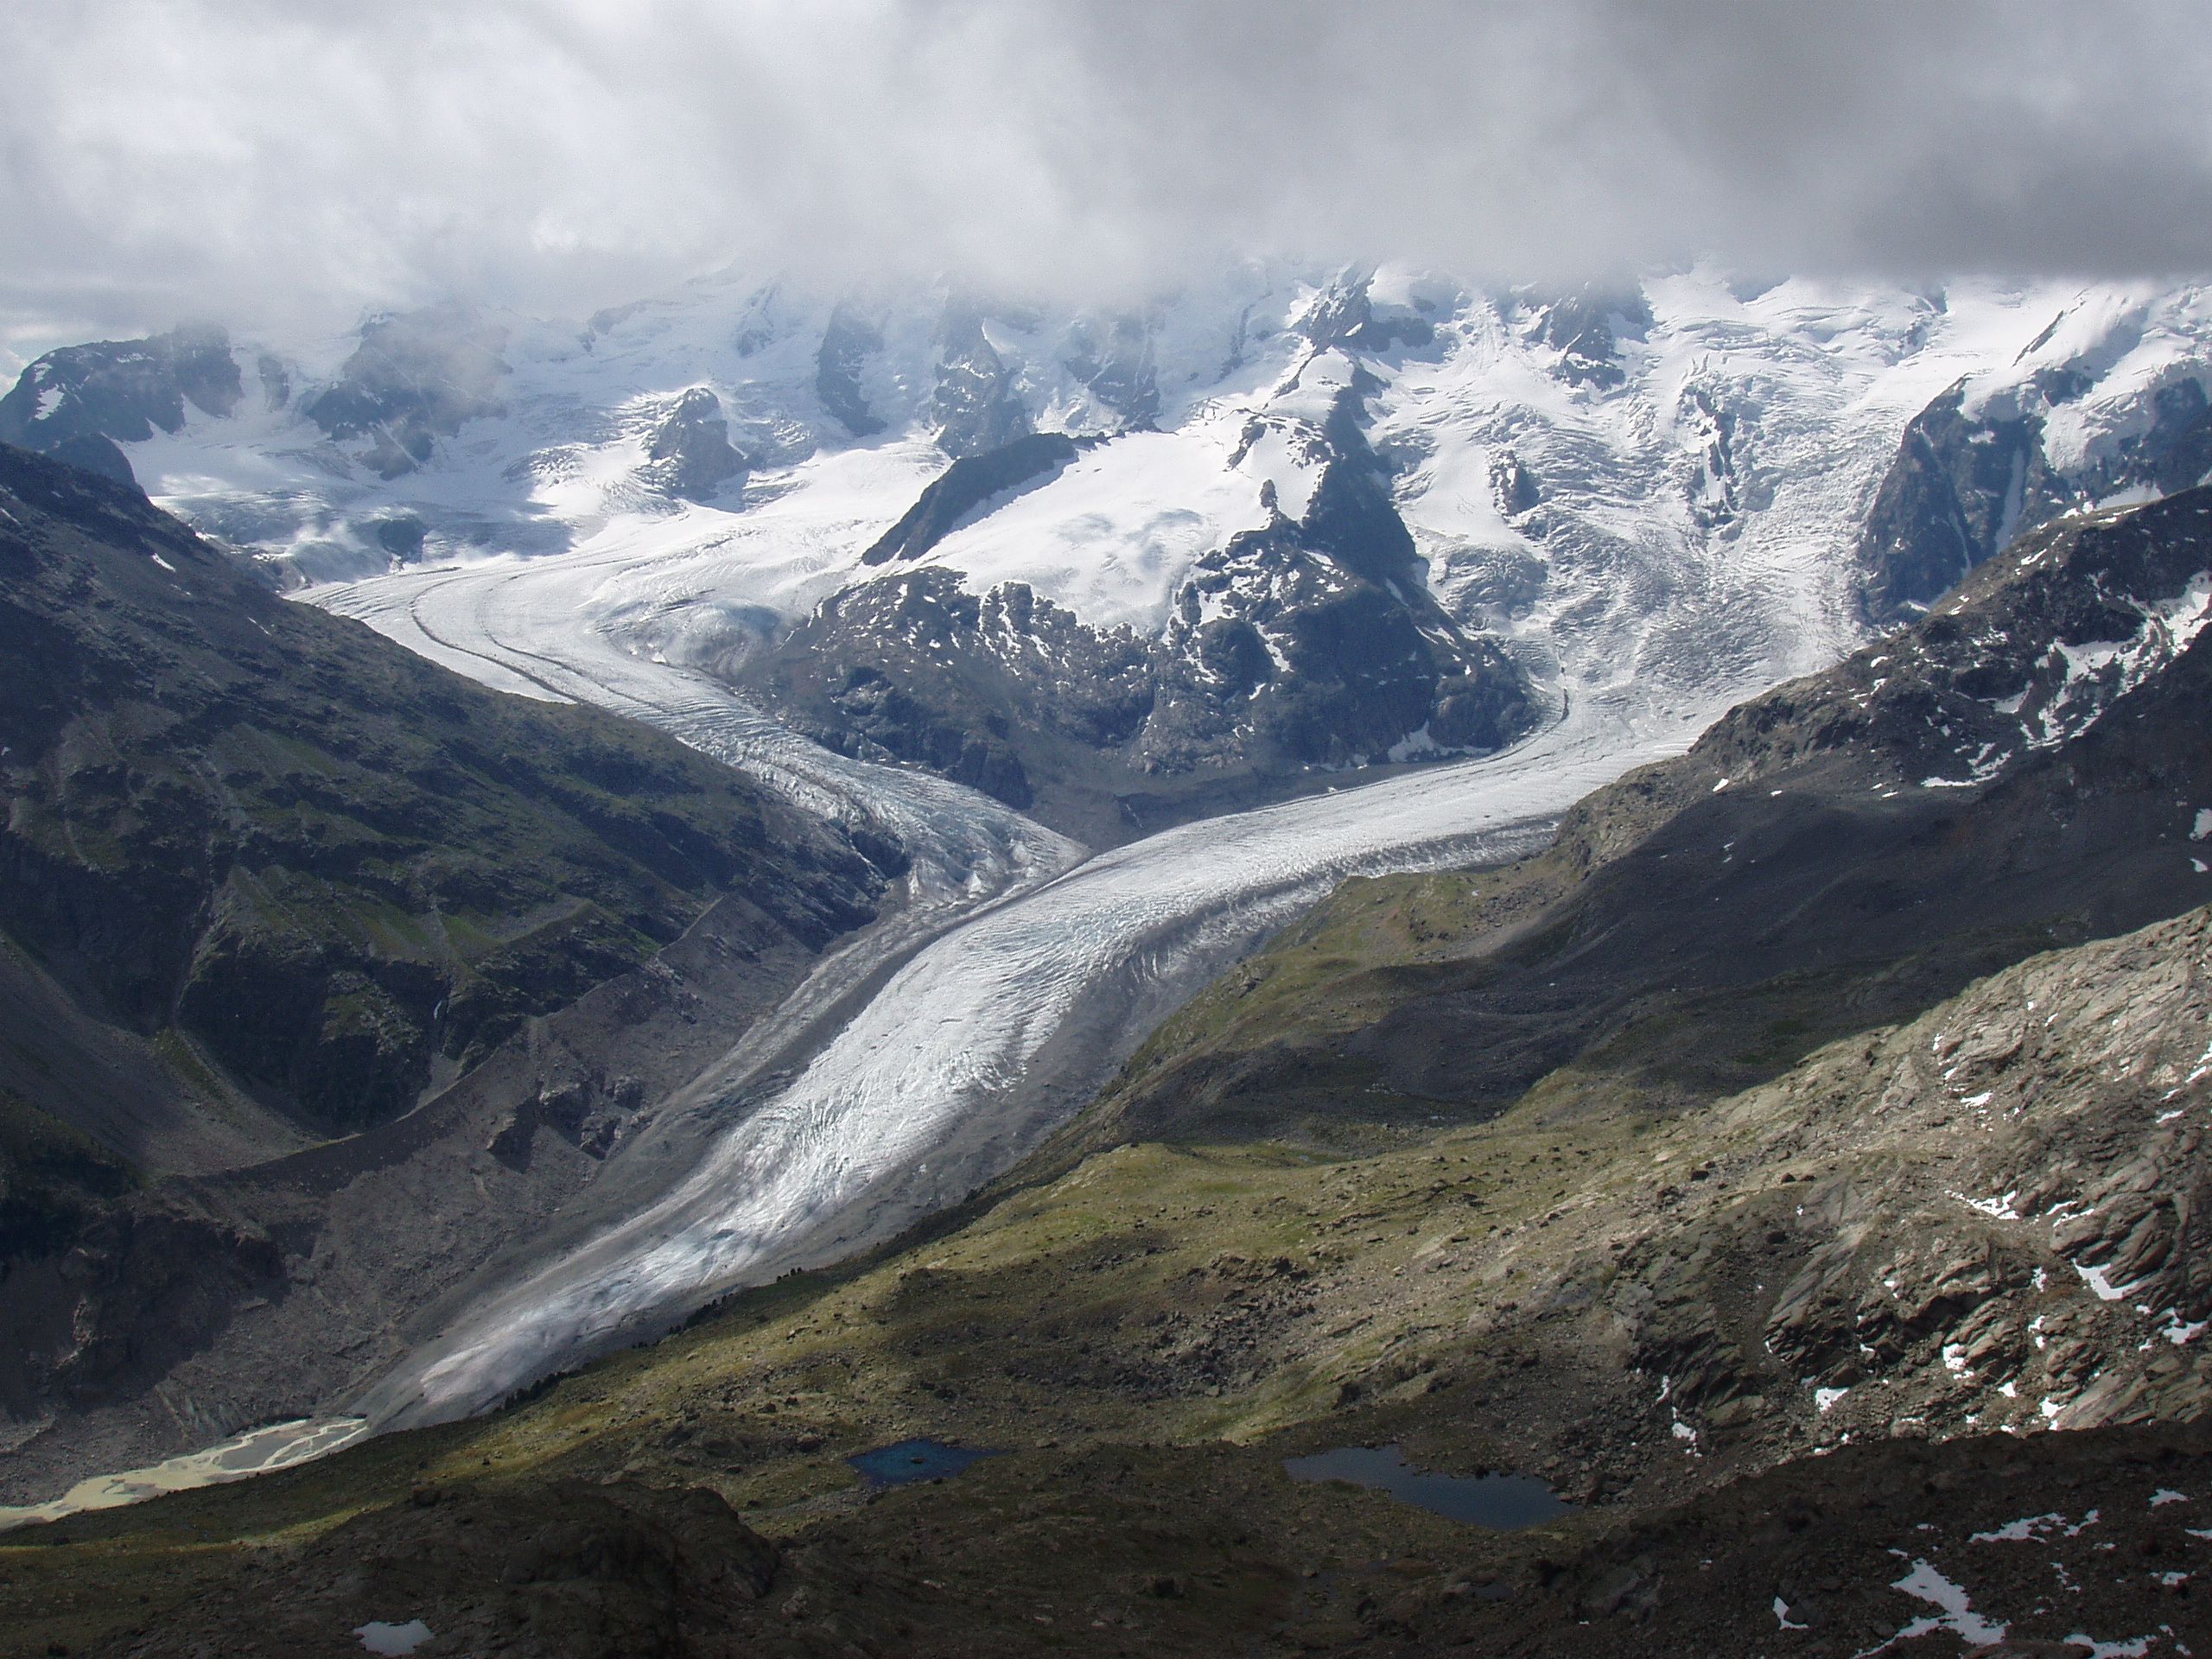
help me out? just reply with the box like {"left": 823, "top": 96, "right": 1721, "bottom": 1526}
{"left": 4, "top": 0, "right": 2211, "bottom": 367}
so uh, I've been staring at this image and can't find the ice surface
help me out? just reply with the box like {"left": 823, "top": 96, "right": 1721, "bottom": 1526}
{"left": 365, "top": 686, "right": 1699, "bottom": 1424}
{"left": 920, "top": 426, "right": 1269, "bottom": 629}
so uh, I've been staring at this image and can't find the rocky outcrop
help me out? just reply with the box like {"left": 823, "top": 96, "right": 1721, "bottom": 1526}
{"left": 1637, "top": 902, "right": 2212, "bottom": 1447}
{"left": 1064, "top": 310, "right": 1161, "bottom": 427}
{"left": 643, "top": 386, "right": 747, "bottom": 499}
{"left": 861, "top": 431, "right": 1082, "bottom": 565}
{"left": 0, "top": 325, "right": 241, "bottom": 486}
{"left": 815, "top": 301, "right": 887, "bottom": 437}
{"left": 1519, "top": 283, "right": 1653, "bottom": 390}
{"left": 1697, "top": 481, "right": 2212, "bottom": 794}
{"left": 931, "top": 303, "right": 1032, "bottom": 459}
{"left": 117, "top": 1480, "right": 779, "bottom": 1659}
{"left": 759, "top": 566, "right": 1155, "bottom": 810}
{"left": 1859, "top": 368, "right": 2212, "bottom": 621}
{"left": 1141, "top": 381, "right": 1530, "bottom": 775}
{"left": 1297, "top": 272, "right": 1436, "bottom": 355}
{"left": 302, "top": 308, "right": 508, "bottom": 479}
{"left": 1856, "top": 380, "right": 2062, "bottom": 620}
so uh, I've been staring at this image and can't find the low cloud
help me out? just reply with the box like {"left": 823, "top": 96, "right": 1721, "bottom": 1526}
{"left": 4, "top": 0, "right": 2210, "bottom": 368}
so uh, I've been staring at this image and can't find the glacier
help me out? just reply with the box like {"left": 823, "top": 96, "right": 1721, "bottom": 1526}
{"left": 17, "top": 257, "right": 2212, "bottom": 1443}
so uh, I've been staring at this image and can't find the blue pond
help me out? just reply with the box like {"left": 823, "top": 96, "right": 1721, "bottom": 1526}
{"left": 848, "top": 1438, "right": 1000, "bottom": 1487}
{"left": 1283, "top": 1443, "right": 1568, "bottom": 1529}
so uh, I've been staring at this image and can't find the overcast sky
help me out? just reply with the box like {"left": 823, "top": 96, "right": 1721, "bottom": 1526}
{"left": 5, "top": 0, "right": 2211, "bottom": 373}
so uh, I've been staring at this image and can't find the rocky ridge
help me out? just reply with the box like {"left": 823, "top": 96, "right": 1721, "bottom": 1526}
{"left": 1859, "top": 288, "right": 2212, "bottom": 620}
{"left": 751, "top": 345, "right": 1536, "bottom": 834}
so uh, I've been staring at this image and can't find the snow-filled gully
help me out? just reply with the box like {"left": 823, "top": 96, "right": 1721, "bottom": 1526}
{"left": 308, "top": 555, "right": 1711, "bottom": 1428}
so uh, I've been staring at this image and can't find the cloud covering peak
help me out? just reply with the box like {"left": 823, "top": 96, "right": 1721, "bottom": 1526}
{"left": 5, "top": 0, "right": 2210, "bottom": 366}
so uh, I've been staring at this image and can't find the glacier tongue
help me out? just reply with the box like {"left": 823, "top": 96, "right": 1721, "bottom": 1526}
{"left": 362, "top": 684, "right": 1701, "bottom": 1426}
{"left": 310, "top": 469, "right": 1716, "bottom": 1422}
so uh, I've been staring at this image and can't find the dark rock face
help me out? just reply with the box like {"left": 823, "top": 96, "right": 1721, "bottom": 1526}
{"left": 760, "top": 566, "right": 1161, "bottom": 810}
{"left": 44, "top": 431, "right": 138, "bottom": 487}
{"left": 1859, "top": 371, "right": 2212, "bottom": 622}
{"left": 372, "top": 512, "right": 427, "bottom": 560}
{"left": 1491, "top": 450, "right": 1540, "bottom": 517}
{"left": 302, "top": 308, "right": 508, "bottom": 479}
{"left": 816, "top": 301, "right": 887, "bottom": 437}
{"left": 861, "top": 431, "right": 1081, "bottom": 565}
{"left": 0, "top": 326, "right": 242, "bottom": 482}
{"left": 1682, "top": 385, "right": 1738, "bottom": 527}
{"left": 0, "top": 1192, "right": 285, "bottom": 1419}
{"left": 1519, "top": 283, "right": 1653, "bottom": 390}
{"left": 1146, "top": 383, "right": 1529, "bottom": 774}
{"left": 643, "top": 386, "right": 747, "bottom": 499}
{"left": 1298, "top": 273, "right": 1436, "bottom": 354}
{"left": 1857, "top": 380, "right": 2061, "bottom": 621}
{"left": 116, "top": 1480, "right": 779, "bottom": 1659}
{"left": 931, "top": 304, "right": 1032, "bottom": 458}
{"left": 1144, "top": 528, "right": 1524, "bottom": 774}
{"left": 1743, "top": 485, "right": 2212, "bottom": 792}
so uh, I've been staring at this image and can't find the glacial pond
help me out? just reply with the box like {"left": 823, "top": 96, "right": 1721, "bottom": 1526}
{"left": 1283, "top": 1443, "right": 1568, "bottom": 1529}
{"left": 849, "top": 1438, "right": 1001, "bottom": 1486}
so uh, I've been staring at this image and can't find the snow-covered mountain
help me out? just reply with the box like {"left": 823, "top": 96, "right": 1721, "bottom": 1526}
{"left": 6, "top": 266, "right": 2211, "bottom": 840}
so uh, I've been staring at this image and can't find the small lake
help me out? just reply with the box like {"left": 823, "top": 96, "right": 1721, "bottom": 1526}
{"left": 1283, "top": 1443, "right": 1568, "bottom": 1529}
{"left": 849, "top": 1438, "right": 1000, "bottom": 1486}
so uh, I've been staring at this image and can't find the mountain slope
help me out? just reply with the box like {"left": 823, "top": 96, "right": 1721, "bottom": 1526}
{"left": 0, "top": 443, "right": 882, "bottom": 1135}
{"left": 1859, "top": 285, "right": 2212, "bottom": 620}
{"left": 1095, "top": 485, "right": 2212, "bottom": 1144}
{"left": 0, "top": 443, "right": 887, "bottom": 1486}
{"left": 13, "top": 874, "right": 2208, "bottom": 1657}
